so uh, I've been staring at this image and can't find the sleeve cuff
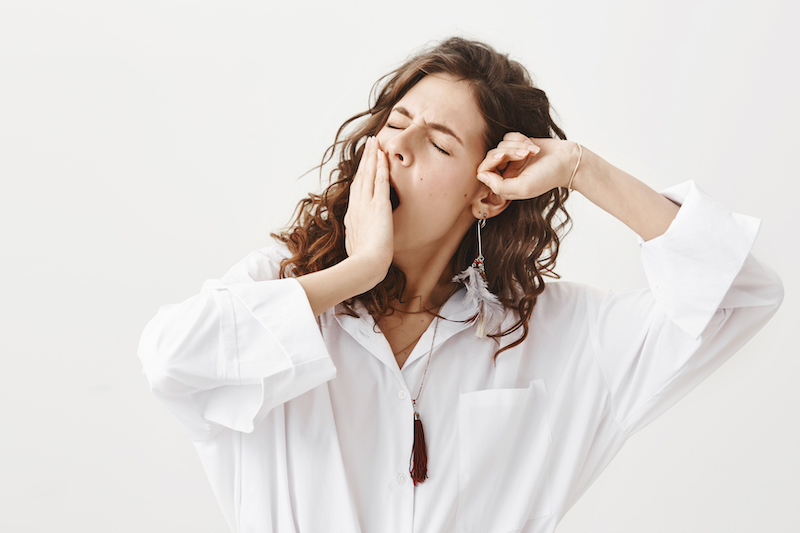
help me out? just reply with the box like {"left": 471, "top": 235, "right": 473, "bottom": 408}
{"left": 201, "top": 277, "right": 336, "bottom": 434}
{"left": 638, "top": 180, "right": 760, "bottom": 339}
{"left": 202, "top": 355, "right": 337, "bottom": 434}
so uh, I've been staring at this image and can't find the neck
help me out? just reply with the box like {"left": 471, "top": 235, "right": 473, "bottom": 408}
{"left": 388, "top": 209, "right": 477, "bottom": 315}
{"left": 390, "top": 241, "right": 462, "bottom": 315}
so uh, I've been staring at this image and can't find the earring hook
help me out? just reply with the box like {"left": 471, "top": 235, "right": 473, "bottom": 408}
{"left": 476, "top": 217, "right": 486, "bottom": 267}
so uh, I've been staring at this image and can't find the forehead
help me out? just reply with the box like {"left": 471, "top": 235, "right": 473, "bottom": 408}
{"left": 395, "top": 73, "right": 486, "bottom": 150}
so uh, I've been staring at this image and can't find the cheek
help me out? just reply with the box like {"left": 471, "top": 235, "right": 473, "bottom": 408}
{"left": 433, "top": 165, "right": 481, "bottom": 198}
{"left": 414, "top": 172, "right": 478, "bottom": 217}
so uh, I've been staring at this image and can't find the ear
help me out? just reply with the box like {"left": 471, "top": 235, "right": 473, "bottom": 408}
{"left": 470, "top": 185, "right": 511, "bottom": 220}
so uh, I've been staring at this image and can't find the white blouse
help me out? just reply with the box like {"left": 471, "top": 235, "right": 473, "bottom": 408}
{"left": 138, "top": 181, "right": 783, "bottom": 533}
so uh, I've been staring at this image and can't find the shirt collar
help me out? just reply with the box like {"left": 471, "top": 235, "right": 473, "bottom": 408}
{"left": 333, "top": 286, "right": 479, "bottom": 372}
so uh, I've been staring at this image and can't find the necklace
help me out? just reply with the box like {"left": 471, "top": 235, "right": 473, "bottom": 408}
{"left": 392, "top": 333, "right": 424, "bottom": 357}
{"left": 409, "top": 316, "right": 439, "bottom": 486}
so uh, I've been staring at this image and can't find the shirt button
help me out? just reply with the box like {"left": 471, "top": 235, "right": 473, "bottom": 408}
{"left": 397, "top": 390, "right": 407, "bottom": 400}
{"left": 397, "top": 473, "right": 408, "bottom": 484}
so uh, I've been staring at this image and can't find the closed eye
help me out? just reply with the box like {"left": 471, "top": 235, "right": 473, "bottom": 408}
{"left": 385, "top": 122, "right": 450, "bottom": 155}
{"left": 432, "top": 142, "right": 450, "bottom": 156}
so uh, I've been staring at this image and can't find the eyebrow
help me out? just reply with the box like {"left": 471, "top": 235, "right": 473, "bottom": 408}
{"left": 392, "top": 106, "right": 464, "bottom": 146}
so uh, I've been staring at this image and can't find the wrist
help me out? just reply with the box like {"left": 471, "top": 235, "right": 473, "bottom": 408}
{"left": 343, "top": 254, "right": 390, "bottom": 293}
{"left": 297, "top": 254, "right": 390, "bottom": 316}
{"left": 564, "top": 141, "right": 582, "bottom": 190}
{"left": 567, "top": 145, "right": 598, "bottom": 195}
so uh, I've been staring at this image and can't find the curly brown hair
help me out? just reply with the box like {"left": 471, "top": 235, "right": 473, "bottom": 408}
{"left": 273, "top": 37, "right": 571, "bottom": 356}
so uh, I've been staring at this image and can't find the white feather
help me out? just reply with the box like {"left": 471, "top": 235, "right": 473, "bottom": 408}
{"left": 452, "top": 265, "right": 506, "bottom": 338}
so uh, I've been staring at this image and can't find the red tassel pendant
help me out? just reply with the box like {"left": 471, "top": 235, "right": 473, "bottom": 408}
{"left": 410, "top": 411, "right": 428, "bottom": 485}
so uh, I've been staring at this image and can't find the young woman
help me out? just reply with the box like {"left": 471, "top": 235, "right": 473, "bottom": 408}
{"left": 138, "top": 37, "right": 783, "bottom": 533}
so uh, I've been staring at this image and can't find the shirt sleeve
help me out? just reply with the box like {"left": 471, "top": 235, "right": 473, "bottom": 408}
{"left": 137, "top": 246, "right": 336, "bottom": 441}
{"left": 586, "top": 180, "right": 784, "bottom": 436}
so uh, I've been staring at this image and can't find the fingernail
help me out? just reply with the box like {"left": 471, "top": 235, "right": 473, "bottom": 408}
{"left": 515, "top": 148, "right": 528, "bottom": 156}
{"left": 528, "top": 144, "right": 540, "bottom": 153}
{"left": 493, "top": 153, "right": 503, "bottom": 160}
{"left": 477, "top": 173, "right": 487, "bottom": 182}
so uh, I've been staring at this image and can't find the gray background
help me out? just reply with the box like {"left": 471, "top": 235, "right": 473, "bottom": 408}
{"left": 1, "top": 0, "right": 796, "bottom": 531}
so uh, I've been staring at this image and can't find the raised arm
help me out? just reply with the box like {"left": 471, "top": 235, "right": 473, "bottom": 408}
{"left": 567, "top": 144, "right": 680, "bottom": 241}
{"left": 477, "top": 132, "right": 783, "bottom": 437}
{"left": 476, "top": 133, "right": 679, "bottom": 241}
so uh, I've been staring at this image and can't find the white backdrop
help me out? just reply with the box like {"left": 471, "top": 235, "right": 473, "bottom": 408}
{"left": 1, "top": 1, "right": 797, "bottom": 531}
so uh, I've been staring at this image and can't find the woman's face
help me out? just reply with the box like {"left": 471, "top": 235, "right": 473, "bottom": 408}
{"left": 376, "top": 73, "right": 489, "bottom": 256}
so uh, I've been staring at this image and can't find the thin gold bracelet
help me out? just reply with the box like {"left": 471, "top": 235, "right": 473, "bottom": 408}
{"left": 567, "top": 142, "right": 583, "bottom": 191}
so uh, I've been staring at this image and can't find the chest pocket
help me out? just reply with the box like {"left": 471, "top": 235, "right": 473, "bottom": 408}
{"left": 456, "top": 379, "right": 552, "bottom": 532}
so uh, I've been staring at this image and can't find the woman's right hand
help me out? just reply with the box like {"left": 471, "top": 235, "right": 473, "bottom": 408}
{"left": 343, "top": 136, "right": 394, "bottom": 284}
{"left": 297, "top": 136, "right": 394, "bottom": 316}
{"left": 296, "top": 137, "right": 394, "bottom": 316}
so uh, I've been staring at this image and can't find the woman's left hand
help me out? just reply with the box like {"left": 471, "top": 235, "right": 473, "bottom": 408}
{"left": 476, "top": 133, "right": 582, "bottom": 200}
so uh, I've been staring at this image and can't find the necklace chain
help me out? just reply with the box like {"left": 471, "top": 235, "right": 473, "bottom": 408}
{"left": 412, "top": 317, "right": 439, "bottom": 406}
{"left": 392, "top": 333, "right": 424, "bottom": 356}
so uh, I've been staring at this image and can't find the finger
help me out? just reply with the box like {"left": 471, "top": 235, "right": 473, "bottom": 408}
{"left": 374, "top": 149, "right": 391, "bottom": 209}
{"left": 502, "top": 133, "right": 541, "bottom": 151}
{"left": 354, "top": 137, "right": 376, "bottom": 183}
{"left": 502, "top": 155, "right": 530, "bottom": 178}
{"left": 353, "top": 137, "right": 372, "bottom": 180}
{"left": 502, "top": 132, "right": 530, "bottom": 143}
{"left": 489, "top": 142, "right": 539, "bottom": 159}
{"left": 496, "top": 139, "right": 541, "bottom": 155}
{"left": 360, "top": 136, "right": 378, "bottom": 198}
{"left": 476, "top": 171, "right": 523, "bottom": 200}
{"left": 350, "top": 137, "right": 373, "bottom": 203}
{"left": 477, "top": 144, "right": 536, "bottom": 175}
{"left": 501, "top": 133, "right": 542, "bottom": 153}
{"left": 476, "top": 152, "right": 504, "bottom": 176}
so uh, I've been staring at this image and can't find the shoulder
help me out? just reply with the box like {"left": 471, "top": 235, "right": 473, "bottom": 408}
{"left": 496, "top": 281, "right": 599, "bottom": 338}
{"left": 536, "top": 280, "right": 600, "bottom": 312}
{"left": 526, "top": 280, "right": 605, "bottom": 332}
{"left": 537, "top": 279, "right": 654, "bottom": 323}
{"left": 219, "top": 242, "right": 294, "bottom": 284}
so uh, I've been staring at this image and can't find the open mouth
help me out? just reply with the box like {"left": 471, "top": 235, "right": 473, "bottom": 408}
{"left": 389, "top": 184, "right": 400, "bottom": 211}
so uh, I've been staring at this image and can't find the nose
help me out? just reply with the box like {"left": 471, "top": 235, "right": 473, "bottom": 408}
{"left": 383, "top": 124, "right": 417, "bottom": 168}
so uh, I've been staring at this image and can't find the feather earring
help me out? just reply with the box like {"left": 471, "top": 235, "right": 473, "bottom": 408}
{"left": 452, "top": 217, "right": 505, "bottom": 338}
